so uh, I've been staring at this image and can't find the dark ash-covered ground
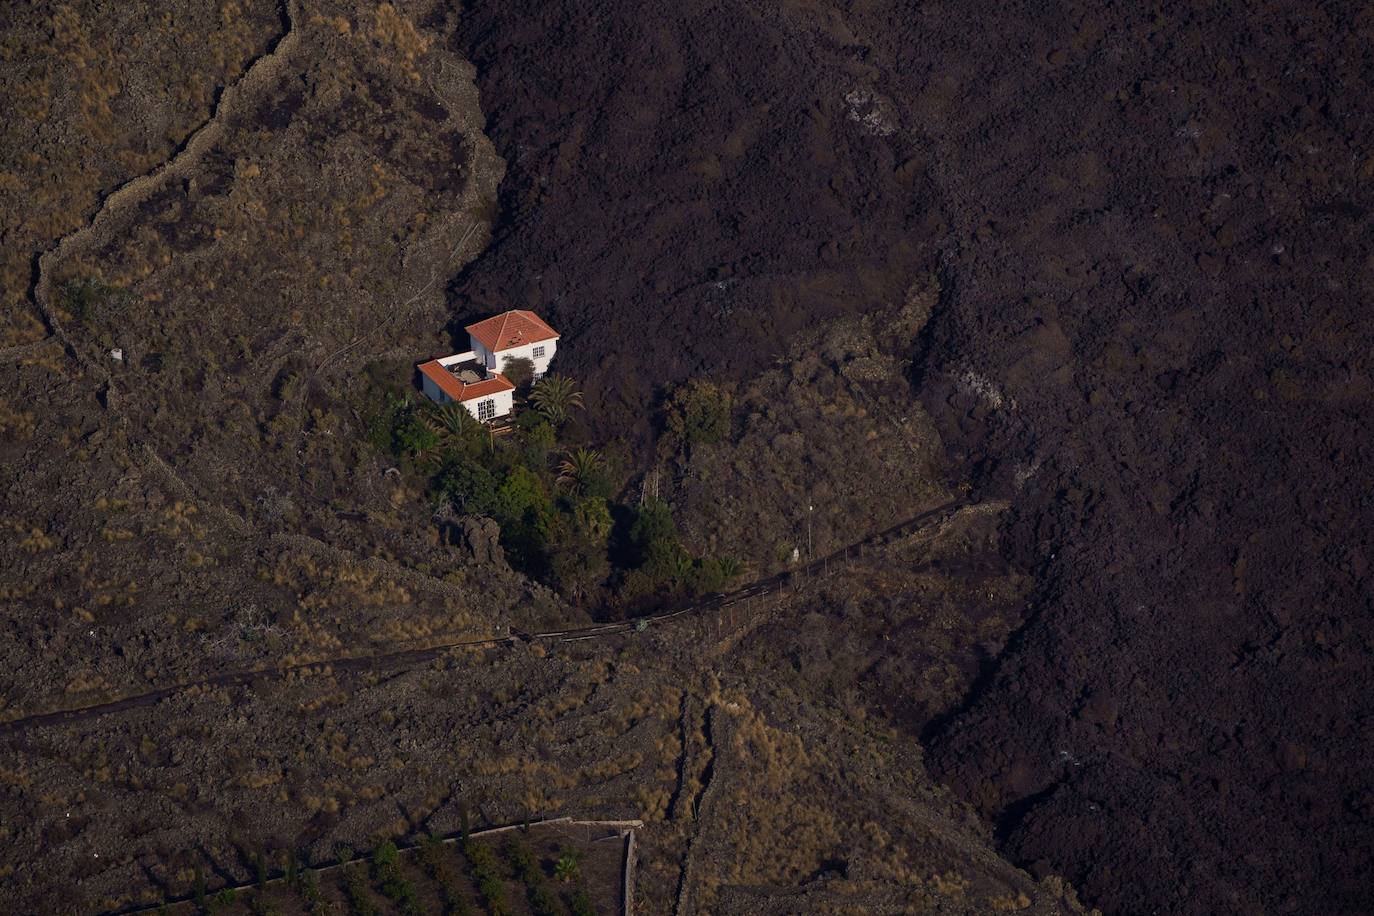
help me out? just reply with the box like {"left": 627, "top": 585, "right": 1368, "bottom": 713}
{"left": 453, "top": 1, "right": 1374, "bottom": 913}
{"left": 3, "top": 2, "right": 1083, "bottom": 912}
{"left": 3, "top": 0, "right": 1371, "bottom": 912}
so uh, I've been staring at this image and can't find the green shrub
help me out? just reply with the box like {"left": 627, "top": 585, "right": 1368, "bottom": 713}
{"left": 505, "top": 838, "right": 559, "bottom": 916}
{"left": 627, "top": 499, "right": 679, "bottom": 569}
{"left": 627, "top": 498, "right": 696, "bottom": 591}
{"left": 478, "top": 874, "right": 510, "bottom": 916}
{"left": 61, "top": 276, "right": 132, "bottom": 322}
{"left": 394, "top": 408, "right": 440, "bottom": 459}
{"left": 567, "top": 886, "right": 597, "bottom": 916}
{"left": 502, "top": 838, "right": 539, "bottom": 883}
{"left": 296, "top": 869, "right": 334, "bottom": 916}
{"left": 495, "top": 465, "right": 551, "bottom": 525}
{"left": 436, "top": 454, "right": 499, "bottom": 516}
{"left": 342, "top": 863, "right": 379, "bottom": 916}
{"left": 362, "top": 389, "right": 433, "bottom": 460}
{"left": 663, "top": 379, "right": 732, "bottom": 448}
{"left": 545, "top": 498, "right": 612, "bottom": 601}
{"left": 371, "top": 841, "right": 400, "bottom": 871}
{"left": 464, "top": 840, "right": 510, "bottom": 916}
{"left": 492, "top": 464, "right": 555, "bottom": 568}
{"left": 529, "top": 882, "right": 561, "bottom": 916}
{"left": 694, "top": 555, "right": 744, "bottom": 594}
{"left": 512, "top": 415, "right": 557, "bottom": 468}
{"left": 553, "top": 851, "right": 581, "bottom": 883}
{"left": 371, "top": 841, "right": 421, "bottom": 916}
{"left": 418, "top": 836, "right": 473, "bottom": 916}
{"left": 501, "top": 355, "right": 535, "bottom": 390}
{"left": 464, "top": 839, "right": 499, "bottom": 877}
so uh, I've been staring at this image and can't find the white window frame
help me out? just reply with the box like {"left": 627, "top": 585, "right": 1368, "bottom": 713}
{"left": 532, "top": 345, "right": 545, "bottom": 360}
{"left": 477, "top": 399, "right": 496, "bottom": 422}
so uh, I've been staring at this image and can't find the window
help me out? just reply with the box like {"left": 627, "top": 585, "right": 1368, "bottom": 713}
{"left": 477, "top": 399, "right": 496, "bottom": 422}
{"left": 532, "top": 346, "right": 545, "bottom": 360}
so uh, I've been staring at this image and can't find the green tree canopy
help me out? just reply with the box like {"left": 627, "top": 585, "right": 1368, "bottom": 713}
{"left": 557, "top": 447, "right": 611, "bottom": 499}
{"left": 628, "top": 499, "right": 684, "bottom": 572}
{"left": 423, "top": 400, "right": 486, "bottom": 462}
{"left": 436, "top": 455, "right": 498, "bottom": 517}
{"left": 530, "top": 375, "right": 584, "bottom": 426}
{"left": 495, "top": 465, "right": 551, "bottom": 526}
{"left": 501, "top": 354, "right": 535, "bottom": 390}
{"left": 663, "top": 379, "right": 732, "bottom": 448}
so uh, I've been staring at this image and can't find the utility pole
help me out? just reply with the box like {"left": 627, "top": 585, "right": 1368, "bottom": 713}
{"left": 807, "top": 504, "right": 814, "bottom": 564}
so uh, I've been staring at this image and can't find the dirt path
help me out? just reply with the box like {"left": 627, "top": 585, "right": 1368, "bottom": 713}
{"left": 672, "top": 703, "right": 725, "bottom": 916}
{"left": 0, "top": 498, "right": 973, "bottom": 736}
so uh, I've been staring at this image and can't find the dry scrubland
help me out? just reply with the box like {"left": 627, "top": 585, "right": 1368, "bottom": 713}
{"left": 1, "top": 511, "right": 1084, "bottom": 914}
{"left": 2, "top": 1, "right": 1091, "bottom": 913}
{"left": 670, "top": 278, "right": 947, "bottom": 566}
{"left": 0, "top": 0, "right": 534, "bottom": 720}
{"left": 0, "top": 0, "right": 284, "bottom": 348}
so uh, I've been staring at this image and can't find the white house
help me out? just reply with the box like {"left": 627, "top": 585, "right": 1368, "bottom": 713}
{"left": 464, "top": 309, "right": 559, "bottom": 378}
{"left": 417, "top": 353, "right": 516, "bottom": 422}
{"left": 416, "top": 310, "right": 559, "bottom": 423}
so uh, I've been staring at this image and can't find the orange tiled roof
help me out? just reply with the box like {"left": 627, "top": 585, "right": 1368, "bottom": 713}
{"left": 465, "top": 309, "right": 559, "bottom": 353}
{"left": 418, "top": 360, "right": 515, "bottom": 403}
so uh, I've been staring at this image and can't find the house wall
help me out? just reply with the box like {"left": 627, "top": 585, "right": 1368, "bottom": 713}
{"left": 470, "top": 337, "right": 558, "bottom": 377}
{"left": 471, "top": 339, "right": 496, "bottom": 370}
{"left": 421, "top": 374, "right": 451, "bottom": 404}
{"left": 460, "top": 388, "right": 514, "bottom": 423}
{"left": 436, "top": 350, "right": 477, "bottom": 367}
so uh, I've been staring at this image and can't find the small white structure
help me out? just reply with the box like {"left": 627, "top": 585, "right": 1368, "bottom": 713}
{"left": 417, "top": 310, "right": 560, "bottom": 423}
{"left": 464, "top": 309, "right": 560, "bottom": 378}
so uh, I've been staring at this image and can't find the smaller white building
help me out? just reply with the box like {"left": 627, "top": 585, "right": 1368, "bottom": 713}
{"left": 464, "top": 309, "right": 560, "bottom": 378}
{"left": 417, "top": 352, "right": 516, "bottom": 423}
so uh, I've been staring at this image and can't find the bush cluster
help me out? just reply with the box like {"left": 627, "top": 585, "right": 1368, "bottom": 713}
{"left": 418, "top": 836, "right": 474, "bottom": 916}
{"left": 662, "top": 378, "right": 732, "bottom": 449}
{"left": 617, "top": 499, "right": 742, "bottom": 602}
{"left": 568, "top": 887, "right": 597, "bottom": 916}
{"left": 372, "top": 841, "right": 422, "bottom": 916}
{"left": 293, "top": 868, "right": 334, "bottom": 916}
{"left": 555, "top": 849, "right": 596, "bottom": 916}
{"left": 361, "top": 364, "right": 743, "bottom": 608}
{"left": 341, "top": 863, "right": 379, "bottom": 916}
{"left": 61, "top": 276, "right": 133, "bottom": 323}
{"left": 504, "top": 838, "right": 560, "bottom": 916}
{"left": 462, "top": 839, "right": 510, "bottom": 916}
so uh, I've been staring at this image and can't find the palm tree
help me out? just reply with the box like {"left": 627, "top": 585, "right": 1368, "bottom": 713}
{"left": 530, "top": 375, "right": 583, "bottom": 425}
{"left": 557, "top": 448, "right": 605, "bottom": 496}
{"left": 713, "top": 555, "right": 745, "bottom": 586}
{"left": 553, "top": 852, "right": 581, "bottom": 883}
{"left": 421, "top": 401, "right": 483, "bottom": 464}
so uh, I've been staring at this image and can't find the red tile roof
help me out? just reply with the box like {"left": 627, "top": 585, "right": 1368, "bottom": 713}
{"left": 418, "top": 360, "right": 515, "bottom": 403}
{"left": 465, "top": 309, "right": 559, "bottom": 353}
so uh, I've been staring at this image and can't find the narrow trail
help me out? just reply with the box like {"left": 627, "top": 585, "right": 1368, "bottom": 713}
{"left": 673, "top": 703, "right": 723, "bottom": 916}
{"left": 0, "top": 498, "right": 974, "bottom": 737}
